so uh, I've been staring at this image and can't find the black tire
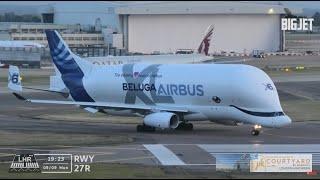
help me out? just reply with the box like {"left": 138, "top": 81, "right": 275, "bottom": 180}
{"left": 175, "top": 123, "right": 193, "bottom": 131}
{"left": 175, "top": 123, "right": 184, "bottom": 130}
{"left": 251, "top": 130, "right": 260, "bottom": 136}
{"left": 186, "top": 123, "right": 193, "bottom": 130}
{"left": 137, "top": 125, "right": 144, "bottom": 132}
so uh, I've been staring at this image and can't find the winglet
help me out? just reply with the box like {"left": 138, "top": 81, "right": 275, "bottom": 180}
{"left": 12, "top": 92, "right": 26, "bottom": 101}
{"left": 8, "top": 65, "right": 22, "bottom": 92}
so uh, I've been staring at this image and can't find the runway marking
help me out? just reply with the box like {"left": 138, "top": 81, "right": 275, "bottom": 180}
{"left": 143, "top": 144, "right": 186, "bottom": 165}
{"left": 0, "top": 153, "right": 14, "bottom": 157}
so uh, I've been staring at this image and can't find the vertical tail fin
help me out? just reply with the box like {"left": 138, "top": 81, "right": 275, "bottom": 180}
{"left": 197, "top": 25, "right": 214, "bottom": 56}
{"left": 45, "top": 30, "right": 94, "bottom": 102}
{"left": 45, "top": 30, "right": 91, "bottom": 75}
{"left": 8, "top": 65, "right": 22, "bottom": 92}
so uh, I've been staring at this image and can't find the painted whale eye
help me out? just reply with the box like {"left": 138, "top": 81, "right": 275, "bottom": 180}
{"left": 212, "top": 96, "right": 221, "bottom": 103}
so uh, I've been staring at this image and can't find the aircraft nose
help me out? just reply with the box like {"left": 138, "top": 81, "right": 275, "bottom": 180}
{"left": 280, "top": 115, "right": 292, "bottom": 127}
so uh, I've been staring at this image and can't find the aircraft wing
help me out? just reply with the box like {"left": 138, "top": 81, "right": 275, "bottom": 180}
{"left": 12, "top": 93, "right": 189, "bottom": 113}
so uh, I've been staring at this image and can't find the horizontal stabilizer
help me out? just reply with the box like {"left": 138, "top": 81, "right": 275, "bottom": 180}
{"left": 23, "top": 86, "right": 69, "bottom": 97}
{"left": 12, "top": 92, "right": 26, "bottom": 101}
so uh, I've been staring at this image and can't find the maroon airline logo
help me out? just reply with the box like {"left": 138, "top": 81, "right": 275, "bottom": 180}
{"left": 198, "top": 27, "right": 213, "bottom": 56}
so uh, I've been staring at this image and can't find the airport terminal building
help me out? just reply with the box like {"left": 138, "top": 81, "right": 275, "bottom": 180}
{"left": 116, "top": 1, "right": 301, "bottom": 54}
{"left": 0, "top": 1, "right": 303, "bottom": 66}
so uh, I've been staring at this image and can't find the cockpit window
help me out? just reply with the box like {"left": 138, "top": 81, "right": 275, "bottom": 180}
{"left": 212, "top": 96, "right": 221, "bottom": 103}
{"left": 230, "top": 105, "right": 285, "bottom": 117}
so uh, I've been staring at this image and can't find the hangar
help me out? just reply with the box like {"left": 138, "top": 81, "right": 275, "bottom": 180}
{"left": 116, "top": 1, "right": 301, "bottom": 55}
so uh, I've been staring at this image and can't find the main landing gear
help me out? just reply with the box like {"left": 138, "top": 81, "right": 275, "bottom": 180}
{"left": 175, "top": 122, "right": 193, "bottom": 131}
{"left": 251, "top": 125, "right": 262, "bottom": 136}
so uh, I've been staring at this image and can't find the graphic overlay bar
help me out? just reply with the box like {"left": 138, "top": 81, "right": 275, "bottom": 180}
{"left": 35, "top": 154, "right": 72, "bottom": 174}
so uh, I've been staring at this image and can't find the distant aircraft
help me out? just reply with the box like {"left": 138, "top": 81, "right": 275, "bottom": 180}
{"left": 0, "top": 62, "right": 9, "bottom": 69}
{"left": 0, "top": 41, "right": 44, "bottom": 48}
{"left": 9, "top": 30, "right": 292, "bottom": 136}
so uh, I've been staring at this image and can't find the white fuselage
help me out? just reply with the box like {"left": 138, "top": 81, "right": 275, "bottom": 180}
{"left": 77, "top": 63, "right": 291, "bottom": 128}
{"left": 50, "top": 54, "right": 213, "bottom": 91}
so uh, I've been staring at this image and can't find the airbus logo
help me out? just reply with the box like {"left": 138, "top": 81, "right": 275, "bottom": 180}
{"left": 133, "top": 72, "right": 140, "bottom": 79}
{"left": 9, "top": 73, "right": 20, "bottom": 84}
{"left": 263, "top": 83, "right": 274, "bottom": 91}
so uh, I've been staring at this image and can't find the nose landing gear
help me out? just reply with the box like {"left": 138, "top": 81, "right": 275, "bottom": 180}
{"left": 251, "top": 125, "right": 262, "bottom": 136}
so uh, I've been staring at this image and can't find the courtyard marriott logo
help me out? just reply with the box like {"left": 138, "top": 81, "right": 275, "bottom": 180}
{"left": 250, "top": 153, "right": 312, "bottom": 172}
{"left": 281, "top": 18, "right": 314, "bottom": 31}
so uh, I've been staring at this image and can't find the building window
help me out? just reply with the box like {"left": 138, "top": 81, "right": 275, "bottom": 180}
{"left": 107, "top": 7, "right": 114, "bottom": 14}
{"left": 42, "top": 13, "right": 54, "bottom": 23}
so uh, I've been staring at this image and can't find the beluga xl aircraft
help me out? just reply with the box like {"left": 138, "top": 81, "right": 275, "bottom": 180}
{"left": 8, "top": 30, "right": 291, "bottom": 136}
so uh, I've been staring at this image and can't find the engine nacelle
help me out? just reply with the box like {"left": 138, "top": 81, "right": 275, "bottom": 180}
{"left": 144, "top": 112, "right": 179, "bottom": 129}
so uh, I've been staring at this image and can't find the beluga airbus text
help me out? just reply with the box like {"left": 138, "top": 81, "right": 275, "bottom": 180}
{"left": 9, "top": 30, "right": 292, "bottom": 136}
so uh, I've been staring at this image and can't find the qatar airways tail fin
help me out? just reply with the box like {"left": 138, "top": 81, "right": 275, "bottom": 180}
{"left": 197, "top": 25, "right": 214, "bottom": 56}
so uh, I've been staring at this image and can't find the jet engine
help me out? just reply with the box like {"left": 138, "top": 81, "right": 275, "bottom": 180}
{"left": 143, "top": 112, "right": 179, "bottom": 129}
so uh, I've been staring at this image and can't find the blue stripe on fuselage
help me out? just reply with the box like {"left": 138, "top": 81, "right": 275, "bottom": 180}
{"left": 46, "top": 30, "right": 94, "bottom": 102}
